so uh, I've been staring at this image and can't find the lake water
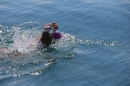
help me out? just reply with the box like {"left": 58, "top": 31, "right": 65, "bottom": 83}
{"left": 0, "top": 0, "right": 130, "bottom": 86}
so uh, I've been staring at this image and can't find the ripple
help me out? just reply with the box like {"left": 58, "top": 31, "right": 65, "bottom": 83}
{"left": 28, "top": 0, "right": 54, "bottom": 5}
{"left": 76, "top": 39, "right": 130, "bottom": 47}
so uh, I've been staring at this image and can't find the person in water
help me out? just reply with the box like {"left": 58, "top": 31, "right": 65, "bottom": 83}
{"left": 38, "top": 22, "right": 62, "bottom": 48}
{"left": 38, "top": 26, "right": 53, "bottom": 48}
{"left": 42, "top": 22, "right": 62, "bottom": 39}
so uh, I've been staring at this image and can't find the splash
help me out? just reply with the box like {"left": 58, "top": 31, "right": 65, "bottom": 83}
{"left": 6, "top": 28, "right": 77, "bottom": 55}
{"left": 7, "top": 27, "right": 41, "bottom": 54}
{"left": 0, "top": 23, "right": 77, "bottom": 59}
{"left": 0, "top": 23, "right": 77, "bottom": 77}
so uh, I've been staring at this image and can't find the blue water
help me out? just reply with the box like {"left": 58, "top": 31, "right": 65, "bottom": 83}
{"left": 0, "top": 0, "right": 130, "bottom": 86}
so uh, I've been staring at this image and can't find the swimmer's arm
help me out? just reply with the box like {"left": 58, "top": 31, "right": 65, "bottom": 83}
{"left": 42, "top": 22, "right": 58, "bottom": 31}
{"left": 42, "top": 22, "right": 57, "bottom": 28}
{"left": 43, "top": 23, "right": 53, "bottom": 27}
{"left": 38, "top": 37, "right": 41, "bottom": 44}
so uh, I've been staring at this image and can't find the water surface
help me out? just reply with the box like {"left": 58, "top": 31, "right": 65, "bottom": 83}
{"left": 0, "top": 0, "right": 130, "bottom": 86}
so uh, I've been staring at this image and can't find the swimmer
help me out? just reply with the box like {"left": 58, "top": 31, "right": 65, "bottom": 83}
{"left": 38, "top": 22, "right": 62, "bottom": 49}
{"left": 38, "top": 26, "right": 53, "bottom": 49}
{"left": 42, "top": 22, "right": 62, "bottom": 39}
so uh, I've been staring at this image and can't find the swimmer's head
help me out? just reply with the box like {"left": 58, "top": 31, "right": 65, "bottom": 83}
{"left": 52, "top": 22, "right": 58, "bottom": 31}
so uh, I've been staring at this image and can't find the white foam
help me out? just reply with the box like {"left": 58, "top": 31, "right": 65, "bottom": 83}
{"left": 50, "top": 32, "right": 77, "bottom": 50}
{"left": 6, "top": 27, "right": 77, "bottom": 55}
{"left": 8, "top": 28, "right": 42, "bottom": 54}
{"left": 0, "top": 30, "right": 2, "bottom": 33}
